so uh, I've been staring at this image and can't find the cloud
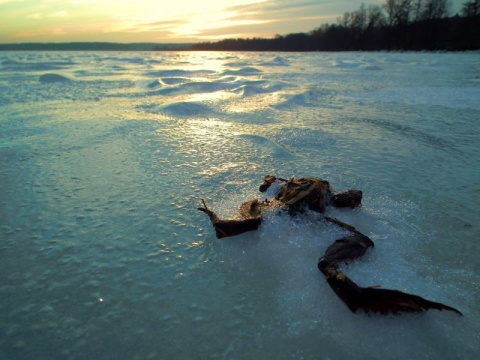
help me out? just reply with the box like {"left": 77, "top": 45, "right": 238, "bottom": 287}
{"left": 26, "top": 10, "right": 68, "bottom": 20}
{"left": 6, "top": 0, "right": 335, "bottom": 43}
{"left": 27, "top": 13, "right": 43, "bottom": 19}
{"left": 50, "top": 10, "right": 68, "bottom": 17}
{"left": 175, "top": 0, "right": 339, "bottom": 39}
{"left": 14, "top": 21, "right": 111, "bottom": 39}
{"left": 94, "top": 0, "right": 332, "bottom": 41}
{"left": 69, "top": 0, "right": 99, "bottom": 4}
{"left": 0, "top": 0, "right": 24, "bottom": 5}
{"left": 13, "top": 0, "right": 465, "bottom": 43}
{"left": 228, "top": 0, "right": 338, "bottom": 22}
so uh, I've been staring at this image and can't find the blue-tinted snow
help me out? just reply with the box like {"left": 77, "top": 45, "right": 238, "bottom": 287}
{"left": 1, "top": 51, "right": 479, "bottom": 360}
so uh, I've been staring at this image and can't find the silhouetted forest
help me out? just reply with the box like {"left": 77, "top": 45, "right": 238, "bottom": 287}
{"left": 192, "top": 0, "right": 480, "bottom": 51}
{"left": 0, "top": 42, "right": 191, "bottom": 51}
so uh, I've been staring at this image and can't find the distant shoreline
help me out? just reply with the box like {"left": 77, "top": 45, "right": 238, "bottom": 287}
{"left": 1, "top": 42, "right": 479, "bottom": 52}
{"left": 0, "top": 43, "right": 194, "bottom": 51}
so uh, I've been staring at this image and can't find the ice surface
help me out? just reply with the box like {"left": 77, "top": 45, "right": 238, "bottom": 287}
{"left": 1, "top": 51, "right": 479, "bottom": 360}
{"left": 39, "top": 73, "right": 71, "bottom": 83}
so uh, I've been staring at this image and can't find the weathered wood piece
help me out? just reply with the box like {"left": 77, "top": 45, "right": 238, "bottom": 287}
{"left": 198, "top": 176, "right": 462, "bottom": 316}
{"left": 320, "top": 233, "right": 375, "bottom": 266}
{"left": 197, "top": 199, "right": 262, "bottom": 239}
{"left": 330, "top": 189, "right": 363, "bottom": 208}
{"left": 319, "top": 264, "right": 462, "bottom": 315}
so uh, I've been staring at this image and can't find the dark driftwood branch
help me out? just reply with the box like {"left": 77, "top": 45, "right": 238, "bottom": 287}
{"left": 330, "top": 189, "right": 363, "bottom": 208}
{"left": 198, "top": 176, "right": 462, "bottom": 316}
{"left": 319, "top": 262, "right": 463, "bottom": 315}
{"left": 198, "top": 199, "right": 262, "bottom": 239}
{"left": 317, "top": 230, "right": 462, "bottom": 315}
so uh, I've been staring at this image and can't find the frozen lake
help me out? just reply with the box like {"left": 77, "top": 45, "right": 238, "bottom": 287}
{"left": 1, "top": 51, "right": 479, "bottom": 359}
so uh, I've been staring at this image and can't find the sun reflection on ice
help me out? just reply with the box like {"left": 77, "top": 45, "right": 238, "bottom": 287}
{"left": 183, "top": 118, "right": 233, "bottom": 140}
{"left": 187, "top": 91, "right": 235, "bottom": 103}
{"left": 178, "top": 51, "right": 229, "bottom": 73}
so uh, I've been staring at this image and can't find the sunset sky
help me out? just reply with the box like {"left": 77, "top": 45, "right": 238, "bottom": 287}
{"left": 0, "top": 0, "right": 464, "bottom": 43}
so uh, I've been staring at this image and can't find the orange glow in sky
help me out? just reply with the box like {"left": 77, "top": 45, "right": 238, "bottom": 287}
{"left": 0, "top": 0, "right": 464, "bottom": 43}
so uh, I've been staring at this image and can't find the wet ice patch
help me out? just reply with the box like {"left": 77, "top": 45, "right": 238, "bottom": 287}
{"left": 146, "top": 79, "right": 162, "bottom": 88}
{"left": 222, "top": 67, "right": 263, "bottom": 76}
{"left": 224, "top": 61, "right": 250, "bottom": 67}
{"left": 2, "top": 59, "right": 76, "bottom": 72}
{"left": 236, "top": 133, "right": 296, "bottom": 159}
{"left": 260, "top": 56, "right": 289, "bottom": 66}
{"left": 274, "top": 88, "right": 339, "bottom": 109}
{"left": 274, "top": 128, "right": 337, "bottom": 150}
{"left": 231, "top": 81, "right": 286, "bottom": 96}
{"left": 150, "top": 101, "right": 215, "bottom": 118}
{"left": 148, "top": 80, "right": 237, "bottom": 97}
{"left": 350, "top": 86, "right": 480, "bottom": 110}
{"left": 331, "top": 60, "right": 361, "bottom": 69}
{"left": 160, "top": 77, "right": 192, "bottom": 85}
{"left": 361, "top": 65, "right": 382, "bottom": 71}
{"left": 39, "top": 73, "right": 71, "bottom": 83}
{"left": 145, "top": 69, "right": 217, "bottom": 78}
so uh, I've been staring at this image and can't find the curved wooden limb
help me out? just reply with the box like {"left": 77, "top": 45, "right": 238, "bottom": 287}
{"left": 320, "top": 232, "right": 374, "bottom": 265}
{"left": 317, "top": 226, "right": 462, "bottom": 315}
{"left": 198, "top": 199, "right": 262, "bottom": 239}
{"left": 319, "top": 264, "right": 462, "bottom": 315}
{"left": 197, "top": 199, "right": 219, "bottom": 222}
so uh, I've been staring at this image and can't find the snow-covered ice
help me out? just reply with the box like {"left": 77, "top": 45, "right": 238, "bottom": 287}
{"left": 1, "top": 51, "right": 479, "bottom": 359}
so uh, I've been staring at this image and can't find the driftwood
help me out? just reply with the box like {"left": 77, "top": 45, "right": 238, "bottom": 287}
{"left": 320, "top": 264, "right": 462, "bottom": 314}
{"left": 197, "top": 199, "right": 262, "bottom": 239}
{"left": 317, "top": 226, "right": 462, "bottom": 315}
{"left": 198, "top": 176, "right": 462, "bottom": 316}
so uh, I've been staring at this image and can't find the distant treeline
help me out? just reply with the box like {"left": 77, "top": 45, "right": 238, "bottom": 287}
{"left": 0, "top": 42, "right": 192, "bottom": 51}
{"left": 192, "top": 0, "right": 480, "bottom": 51}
